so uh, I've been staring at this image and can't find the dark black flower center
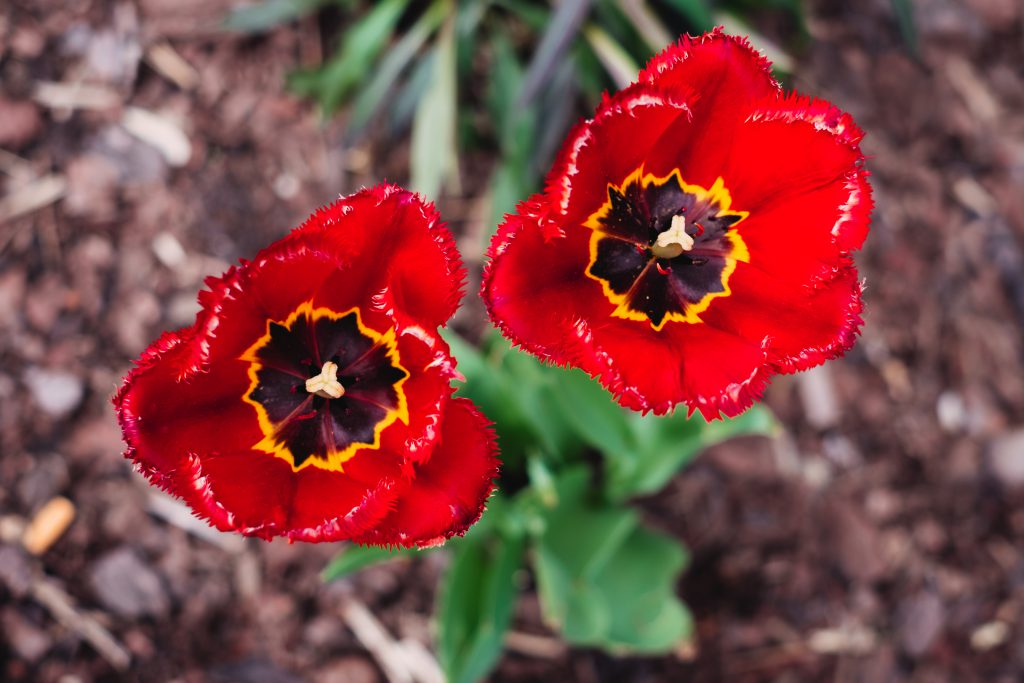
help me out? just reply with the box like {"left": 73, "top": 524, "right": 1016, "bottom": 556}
{"left": 584, "top": 168, "right": 748, "bottom": 330}
{"left": 241, "top": 303, "right": 408, "bottom": 472}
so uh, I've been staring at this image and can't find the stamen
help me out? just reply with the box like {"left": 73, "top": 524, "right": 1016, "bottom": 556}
{"left": 651, "top": 214, "right": 695, "bottom": 259}
{"left": 305, "top": 361, "right": 345, "bottom": 399}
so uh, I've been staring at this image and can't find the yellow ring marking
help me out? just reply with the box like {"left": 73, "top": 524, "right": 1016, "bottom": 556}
{"left": 240, "top": 301, "right": 409, "bottom": 473}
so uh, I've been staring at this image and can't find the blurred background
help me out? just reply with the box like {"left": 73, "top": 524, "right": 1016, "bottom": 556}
{"left": 2, "top": 0, "right": 1024, "bottom": 681}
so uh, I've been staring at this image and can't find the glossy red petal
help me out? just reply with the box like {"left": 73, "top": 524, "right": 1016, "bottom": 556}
{"left": 639, "top": 27, "right": 780, "bottom": 112}
{"left": 705, "top": 262, "right": 864, "bottom": 374}
{"left": 545, "top": 85, "right": 690, "bottom": 229}
{"left": 569, "top": 316, "right": 774, "bottom": 419}
{"left": 482, "top": 196, "right": 611, "bottom": 366}
{"left": 353, "top": 398, "right": 499, "bottom": 549}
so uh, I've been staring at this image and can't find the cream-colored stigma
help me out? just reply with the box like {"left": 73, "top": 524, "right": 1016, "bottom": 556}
{"left": 305, "top": 361, "right": 345, "bottom": 399}
{"left": 651, "top": 214, "right": 695, "bottom": 259}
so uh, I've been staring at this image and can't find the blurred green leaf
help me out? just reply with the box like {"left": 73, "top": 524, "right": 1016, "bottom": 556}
{"left": 290, "top": 0, "right": 409, "bottom": 113}
{"left": 411, "top": 7, "right": 459, "bottom": 199}
{"left": 519, "top": 0, "right": 594, "bottom": 106}
{"left": 437, "top": 533, "right": 525, "bottom": 683}
{"left": 347, "top": 1, "right": 446, "bottom": 137}
{"left": 550, "top": 369, "right": 635, "bottom": 457}
{"left": 614, "top": 0, "right": 673, "bottom": 52}
{"left": 224, "top": 0, "right": 334, "bottom": 33}
{"left": 659, "top": 0, "right": 715, "bottom": 32}
{"left": 583, "top": 23, "right": 639, "bottom": 88}
{"left": 890, "top": 0, "right": 918, "bottom": 56}
{"left": 485, "top": 33, "right": 539, "bottom": 235}
{"left": 606, "top": 405, "right": 778, "bottom": 501}
{"left": 322, "top": 544, "right": 416, "bottom": 581}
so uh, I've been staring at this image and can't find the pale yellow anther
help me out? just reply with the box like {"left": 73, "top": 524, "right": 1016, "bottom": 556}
{"left": 651, "top": 214, "right": 695, "bottom": 259}
{"left": 305, "top": 361, "right": 345, "bottom": 399}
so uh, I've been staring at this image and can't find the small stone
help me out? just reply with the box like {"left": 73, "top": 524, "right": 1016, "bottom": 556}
{"left": 1, "top": 608, "right": 51, "bottom": 662}
{"left": 0, "top": 545, "right": 33, "bottom": 597}
{"left": 23, "top": 367, "right": 84, "bottom": 417}
{"left": 970, "top": 620, "right": 1009, "bottom": 651}
{"left": 90, "top": 548, "right": 170, "bottom": 618}
{"left": 314, "top": 658, "right": 380, "bottom": 683}
{"left": 898, "top": 591, "right": 945, "bottom": 657}
{"left": 0, "top": 98, "right": 42, "bottom": 149}
{"left": 63, "top": 154, "right": 120, "bottom": 220}
{"left": 987, "top": 429, "right": 1024, "bottom": 488}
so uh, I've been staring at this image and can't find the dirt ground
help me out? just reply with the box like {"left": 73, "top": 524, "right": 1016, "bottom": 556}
{"left": 2, "top": 0, "right": 1024, "bottom": 681}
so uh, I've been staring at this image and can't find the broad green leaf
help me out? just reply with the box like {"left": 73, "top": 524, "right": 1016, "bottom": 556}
{"left": 533, "top": 468, "right": 635, "bottom": 638}
{"left": 322, "top": 544, "right": 416, "bottom": 581}
{"left": 592, "top": 524, "right": 693, "bottom": 652}
{"left": 606, "top": 405, "right": 778, "bottom": 501}
{"left": 224, "top": 0, "right": 335, "bottom": 33}
{"left": 347, "top": 1, "right": 446, "bottom": 137}
{"left": 411, "top": 7, "right": 459, "bottom": 199}
{"left": 289, "top": 0, "right": 408, "bottom": 113}
{"left": 437, "top": 534, "right": 525, "bottom": 683}
{"left": 532, "top": 467, "right": 692, "bottom": 652}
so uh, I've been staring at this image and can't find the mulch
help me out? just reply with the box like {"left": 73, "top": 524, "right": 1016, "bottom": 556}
{"left": 2, "top": 0, "right": 1024, "bottom": 681}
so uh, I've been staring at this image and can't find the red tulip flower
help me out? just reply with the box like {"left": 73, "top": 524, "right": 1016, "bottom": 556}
{"left": 115, "top": 185, "right": 498, "bottom": 547}
{"left": 483, "top": 29, "right": 872, "bottom": 419}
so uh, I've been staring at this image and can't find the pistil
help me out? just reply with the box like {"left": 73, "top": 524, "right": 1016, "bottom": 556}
{"left": 305, "top": 361, "right": 345, "bottom": 399}
{"left": 651, "top": 214, "right": 696, "bottom": 259}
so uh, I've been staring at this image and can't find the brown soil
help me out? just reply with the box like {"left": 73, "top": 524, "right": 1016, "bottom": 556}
{"left": 2, "top": 0, "right": 1023, "bottom": 681}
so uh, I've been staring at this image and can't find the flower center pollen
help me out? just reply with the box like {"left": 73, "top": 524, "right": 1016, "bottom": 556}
{"left": 305, "top": 360, "right": 345, "bottom": 399}
{"left": 650, "top": 214, "right": 695, "bottom": 259}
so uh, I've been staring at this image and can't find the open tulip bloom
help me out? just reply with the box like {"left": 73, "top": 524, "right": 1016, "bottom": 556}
{"left": 483, "top": 29, "right": 872, "bottom": 419}
{"left": 114, "top": 185, "right": 498, "bottom": 546}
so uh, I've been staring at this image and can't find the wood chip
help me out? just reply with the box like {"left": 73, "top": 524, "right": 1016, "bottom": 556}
{"left": 30, "top": 577, "right": 131, "bottom": 671}
{"left": 33, "top": 81, "right": 121, "bottom": 111}
{"left": 970, "top": 620, "right": 1009, "bottom": 651}
{"left": 145, "top": 42, "right": 200, "bottom": 90}
{"left": 121, "top": 107, "right": 191, "bottom": 167}
{"left": 146, "top": 492, "right": 246, "bottom": 553}
{"left": 505, "top": 631, "right": 567, "bottom": 659}
{"left": 0, "top": 174, "right": 67, "bottom": 222}
{"left": 340, "top": 598, "right": 443, "bottom": 683}
{"left": 22, "top": 496, "right": 76, "bottom": 555}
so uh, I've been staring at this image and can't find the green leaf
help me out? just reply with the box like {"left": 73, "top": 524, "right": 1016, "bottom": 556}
{"left": 223, "top": 0, "right": 334, "bottom": 33}
{"left": 659, "top": 0, "right": 715, "bottom": 32}
{"left": 410, "top": 6, "right": 459, "bottom": 200}
{"left": 518, "top": 0, "right": 592, "bottom": 106}
{"left": 289, "top": 0, "right": 409, "bottom": 113}
{"left": 583, "top": 23, "right": 639, "bottom": 89}
{"left": 550, "top": 369, "right": 635, "bottom": 458}
{"left": 606, "top": 405, "right": 778, "bottom": 501}
{"left": 444, "top": 331, "right": 584, "bottom": 466}
{"left": 890, "top": 0, "right": 918, "bottom": 56}
{"left": 437, "top": 533, "right": 525, "bottom": 683}
{"left": 322, "top": 544, "right": 416, "bottom": 581}
{"left": 592, "top": 524, "right": 693, "bottom": 652}
{"left": 347, "top": 1, "right": 446, "bottom": 137}
{"left": 532, "top": 467, "right": 692, "bottom": 652}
